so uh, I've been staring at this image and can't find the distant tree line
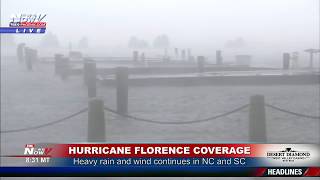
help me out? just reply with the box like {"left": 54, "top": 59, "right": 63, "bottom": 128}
{"left": 128, "top": 34, "right": 170, "bottom": 49}
{"left": 128, "top": 36, "right": 149, "bottom": 48}
{"left": 8, "top": 32, "right": 172, "bottom": 50}
{"left": 225, "top": 37, "right": 246, "bottom": 48}
{"left": 40, "top": 33, "right": 89, "bottom": 49}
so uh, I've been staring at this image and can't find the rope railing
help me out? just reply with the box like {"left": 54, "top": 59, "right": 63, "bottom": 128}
{"left": 103, "top": 104, "right": 249, "bottom": 125}
{"left": 265, "top": 104, "right": 320, "bottom": 120}
{"left": 1, "top": 101, "right": 319, "bottom": 134}
{"left": 0, "top": 108, "right": 88, "bottom": 133}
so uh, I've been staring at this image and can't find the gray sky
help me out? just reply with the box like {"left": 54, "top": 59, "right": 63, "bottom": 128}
{"left": 1, "top": 0, "right": 319, "bottom": 50}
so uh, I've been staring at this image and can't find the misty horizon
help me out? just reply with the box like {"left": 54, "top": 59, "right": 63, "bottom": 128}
{"left": 1, "top": 0, "right": 319, "bottom": 52}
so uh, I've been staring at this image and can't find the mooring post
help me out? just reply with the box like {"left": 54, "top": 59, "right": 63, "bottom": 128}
{"left": 60, "top": 57, "right": 70, "bottom": 80}
{"left": 83, "top": 58, "right": 94, "bottom": 85}
{"left": 87, "top": 62, "right": 97, "bottom": 98}
{"left": 116, "top": 67, "right": 129, "bottom": 115}
{"left": 309, "top": 52, "right": 314, "bottom": 69}
{"left": 133, "top": 51, "right": 139, "bottom": 61}
{"left": 88, "top": 98, "right": 105, "bottom": 142}
{"left": 181, "top": 49, "right": 186, "bottom": 60}
{"left": 83, "top": 59, "right": 89, "bottom": 85}
{"left": 175, "top": 48, "right": 179, "bottom": 58}
{"left": 140, "top": 52, "right": 145, "bottom": 62}
{"left": 216, "top": 50, "right": 223, "bottom": 65}
{"left": 54, "top": 54, "right": 63, "bottom": 75}
{"left": 197, "top": 56, "right": 205, "bottom": 73}
{"left": 17, "top": 43, "right": 26, "bottom": 63}
{"left": 282, "top": 53, "right": 290, "bottom": 70}
{"left": 249, "top": 95, "right": 267, "bottom": 142}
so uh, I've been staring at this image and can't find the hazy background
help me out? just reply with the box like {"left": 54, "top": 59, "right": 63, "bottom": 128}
{"left": 1, "top": 0, "right": 319, "bottom": 53}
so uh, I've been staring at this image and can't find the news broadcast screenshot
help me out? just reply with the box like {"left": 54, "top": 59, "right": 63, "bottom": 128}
{"left": 0, "top": 0, "right": 319, "bottom": 178}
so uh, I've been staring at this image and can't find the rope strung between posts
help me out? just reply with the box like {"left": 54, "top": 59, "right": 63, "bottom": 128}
{"left": 1, "top": 102, "right": 318, "bottom": 133}
{"left": 0, "top": 108, "right": 88, "bottom": 133}
{"left": 265, "top": 104, "right": 320, "bottom": 120}
{"left": 104, "top": 104, "right": 249, "bottom": 124}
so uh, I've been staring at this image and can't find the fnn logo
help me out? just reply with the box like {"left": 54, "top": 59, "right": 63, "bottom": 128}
{"left": 0, "top": 13, "right": 47, "bottom": 34}
{"left": 10, "top": 14, "right": 46, "bottom": 24}
{"left": 24, "top": 144, "right": 52, "bottom": 156}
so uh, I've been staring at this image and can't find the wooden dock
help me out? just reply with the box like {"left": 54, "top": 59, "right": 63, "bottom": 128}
{"left": 98, "top": 71, "right": 320, "bottom": 86}
{"left": 69, "top": 66, "right": 277, "bottom": 76}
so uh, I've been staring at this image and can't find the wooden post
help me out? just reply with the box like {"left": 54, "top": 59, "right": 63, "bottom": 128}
{"left": 197, "top": 56, "right": 205, "bottom": 73}
{"left": 175, "top": 48, "right": 179, "bottom": 58}
{"left": 54, "top": 54, "right": 63, "bottom": 75}
{"left": 116, "top": 67, "right": 129, "bottom": 115}
{"left": 83, "top": 58, "right": 95, "bottom": 85}
{"left": 87, "top": 62, "right": 97, "bottom": 98}
{"left": 83, "top": 59, "right": 89, "bottom": 85}
{"left": 60, "top": 57, "right": 70, "bottom": 80}
{"left": 249, "top": 95, "right": 267, "bottom": 142}
{"left": 17, "top": 43, "right": 25, "bottom": 63}
{"left": 133, "top": 51, "right": 139, "bottom": 61}
{"left": 181, "top": 49, "right": 186, "bottom": 60}
{"left": 309, "top": 52, "right": 314, "bottom": 69}
{"left": 282, "top": 53, "right": 290, "bottom": 70}
{"left": 88, "top": 98, "right": 105, "bottom": 142}
{"left": 140, "top": 53, "right": 145, "bottom": 62}
{"left": 216, "top": 50, "right": 222, "bottom": 65}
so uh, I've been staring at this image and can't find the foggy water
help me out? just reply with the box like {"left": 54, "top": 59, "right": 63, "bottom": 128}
{"left": 1, "top": 59, "right": 319, "bottom": 170}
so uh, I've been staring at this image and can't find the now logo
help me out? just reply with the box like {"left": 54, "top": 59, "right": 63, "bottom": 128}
{"left": 24, "top": 144, "right": 52, "bottom": 156}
